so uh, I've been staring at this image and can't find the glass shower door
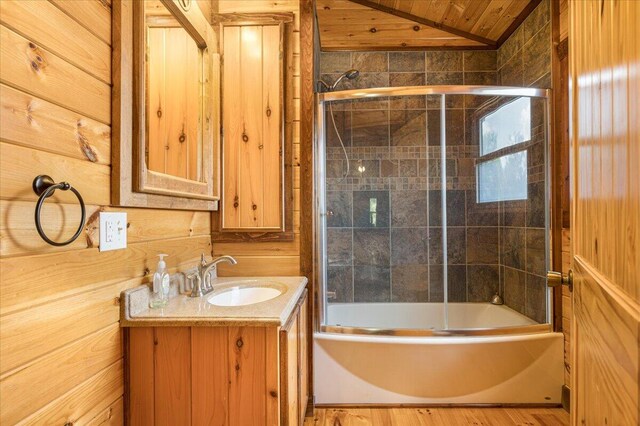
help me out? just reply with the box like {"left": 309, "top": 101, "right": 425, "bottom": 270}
{"left": 317, "top": 87, "right": 551, "bottom": 335}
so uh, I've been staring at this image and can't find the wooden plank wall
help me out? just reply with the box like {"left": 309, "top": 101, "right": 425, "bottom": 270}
{"left": 0, "top": 1, "right": 212, "bottom": 423}
{"left": 214, "top": 0, "right": 302, "bottom": 277}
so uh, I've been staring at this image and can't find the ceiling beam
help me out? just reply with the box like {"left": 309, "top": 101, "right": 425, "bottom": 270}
{"left": 497, "top": 0, "right": 543, "bottom": 47}
{"left": 346, "top": 0, "right": 498, "bottom": 47}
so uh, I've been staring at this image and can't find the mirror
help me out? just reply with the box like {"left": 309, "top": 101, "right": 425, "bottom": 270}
{"left": 112, "top": 0, "right": 219, "bottom": 211}
{"left": 145, "top": 1, "right": 202, "bottom": 181}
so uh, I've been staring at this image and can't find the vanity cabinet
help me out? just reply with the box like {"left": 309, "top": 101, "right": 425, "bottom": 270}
{"left": 125, "top": 290, "right": 308, "bottom": 425}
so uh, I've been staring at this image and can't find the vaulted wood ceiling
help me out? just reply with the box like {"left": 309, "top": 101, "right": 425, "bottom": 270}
{"left": 316, "top": 0, "right": 542, "bottom": 50}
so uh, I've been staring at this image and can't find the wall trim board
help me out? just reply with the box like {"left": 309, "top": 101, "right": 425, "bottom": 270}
{"left": 299, "top": 0, "right": 315, "bottom": 411}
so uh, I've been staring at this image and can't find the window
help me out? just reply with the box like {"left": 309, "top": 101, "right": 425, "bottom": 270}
{"left": 477, "top": 97, "right": 531, "bottom": 203}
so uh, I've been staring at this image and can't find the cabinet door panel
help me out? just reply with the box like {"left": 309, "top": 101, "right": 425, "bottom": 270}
{"left": 262, "top": 24, "right": 283, "bottom": 228}
{"left": 280, "top": 308, "right": 299, "bottom": 425}
{"left": 287, "top": 317, "right": 299, "bottom": 425}
{"left": 238, "top": 26, "right": 265, "bottom": 228}
{"left": 298, "top": 295, "right": 309, "bottom": 423}
{"left": 191, "top": 327, "right": 229, "bottom": 425}
{"left": 221, "top": 22, "right": 285, "bottom": 232}
{"left": 229, "top": 326, "right": 267, "bottom": 426}
{"left": 222, "top": 25, "right": 241, "bottom": 228}
{"left": 128, "top": 328, "right": 155, "bottom": 425}
{"left": 155, "top": 327, "right": 191, "bottom": 425}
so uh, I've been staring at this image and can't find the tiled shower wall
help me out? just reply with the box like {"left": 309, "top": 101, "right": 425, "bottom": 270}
{"left": 497, "top": 0, "right": 552, "bottom": 323}
{"left": 321, "top": 0, "right": 552, "bottom": 323}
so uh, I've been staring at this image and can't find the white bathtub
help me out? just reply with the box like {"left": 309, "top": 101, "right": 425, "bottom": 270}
{"left": 314, "top": 303, "right": 564, "bottom": 405}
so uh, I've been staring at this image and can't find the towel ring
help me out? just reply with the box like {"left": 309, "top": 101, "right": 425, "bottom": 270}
{"left": 33, "top": 175, "right": 86, "bottom": 247}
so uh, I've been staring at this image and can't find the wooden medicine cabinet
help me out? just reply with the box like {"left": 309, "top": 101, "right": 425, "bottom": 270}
{"left": 212, "top": 13, "right": 294, "bottom": 241}
{"left": 112, "top": 0, "right": 220, "bottom": 210}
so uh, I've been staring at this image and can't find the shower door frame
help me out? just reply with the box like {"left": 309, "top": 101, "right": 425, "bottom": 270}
{"left": 314, "top": 85, "right": 553, "bottom": 337}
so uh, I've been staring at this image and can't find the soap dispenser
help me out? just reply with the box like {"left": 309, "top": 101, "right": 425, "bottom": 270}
{"left": 150, "top": 254, "right": 170, "bottom": 308}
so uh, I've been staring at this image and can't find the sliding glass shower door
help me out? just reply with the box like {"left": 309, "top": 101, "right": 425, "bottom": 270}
{"left": 316, "top": 87, "right": 551, "bottom": 335}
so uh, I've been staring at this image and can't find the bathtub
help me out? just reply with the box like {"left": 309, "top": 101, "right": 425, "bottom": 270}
{"left": 314, "top": 303, "right": 564, "bottom": 405}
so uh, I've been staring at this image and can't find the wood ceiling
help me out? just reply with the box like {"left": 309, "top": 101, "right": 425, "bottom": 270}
{"left": 316, "top": 0, "right": 542, "bottom": 50}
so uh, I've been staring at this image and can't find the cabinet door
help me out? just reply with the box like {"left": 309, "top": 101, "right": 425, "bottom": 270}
{"left": 298, "top": 294, "right": 309, "bottom": 423}
{"left": 280, "top": 306, "right": 299, "bottom": 425}
{"left": 221, "top": 24, "right": 283, "bottom": 231}
{"left": 279, "top": 290, "right": 309, "bottom": 425}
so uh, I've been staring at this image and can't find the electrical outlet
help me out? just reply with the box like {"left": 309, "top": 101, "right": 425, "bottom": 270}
{"left": 99, "top": 212, "right": 127, "bottom": 251}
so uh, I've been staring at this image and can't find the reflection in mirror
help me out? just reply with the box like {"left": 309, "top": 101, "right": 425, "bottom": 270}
{"left": 145, "top": 1, "right": 202, "bottom": 181}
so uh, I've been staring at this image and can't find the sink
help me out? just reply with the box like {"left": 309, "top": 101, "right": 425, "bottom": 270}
{"left": 207, "top": 284, "right": 283, "bottom": 307}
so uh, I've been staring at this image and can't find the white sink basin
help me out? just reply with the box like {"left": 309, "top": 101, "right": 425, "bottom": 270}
{"left": 207, "top": 285, "right": 283, "bottom": 307}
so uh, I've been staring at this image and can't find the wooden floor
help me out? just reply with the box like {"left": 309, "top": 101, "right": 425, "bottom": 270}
{"left": 304, "top": 407, "right": 569, "bottom": 425}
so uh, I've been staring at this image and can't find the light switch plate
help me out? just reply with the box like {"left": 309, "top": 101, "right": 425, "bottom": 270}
{"left": 99, "top": 212, "right": 127, "bottom": 251}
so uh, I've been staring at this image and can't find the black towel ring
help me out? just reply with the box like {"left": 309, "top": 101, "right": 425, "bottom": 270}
{"left": 33, "top": 175, "right": 86, "bottom": 247}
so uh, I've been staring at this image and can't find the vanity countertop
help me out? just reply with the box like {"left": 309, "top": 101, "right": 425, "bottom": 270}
{"left": 120, "top": 276, "right": 308, "bottom": 327}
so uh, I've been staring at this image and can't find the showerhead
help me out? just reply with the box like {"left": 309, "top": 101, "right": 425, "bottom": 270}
{"left": 329, "top": 69, "right": 360, "bottom": 91}
{"left": 344, "top": 69, "right": 360, "bottom": 79}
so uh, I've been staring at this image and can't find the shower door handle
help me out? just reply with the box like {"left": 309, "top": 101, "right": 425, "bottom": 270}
{"left": 547, "top": 270, "right": 573, "bottom": 291}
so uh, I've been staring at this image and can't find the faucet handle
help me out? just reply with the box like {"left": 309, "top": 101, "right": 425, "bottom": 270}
{"left": 188, "top": 272, "right": 204, "bottom": 298}
{"left": 200, "top": 253, "right": 207, "bottom": 266}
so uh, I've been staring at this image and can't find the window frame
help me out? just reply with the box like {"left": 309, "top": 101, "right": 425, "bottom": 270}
{"left": 474, "top": 96, "right": 533, "bottom": 204}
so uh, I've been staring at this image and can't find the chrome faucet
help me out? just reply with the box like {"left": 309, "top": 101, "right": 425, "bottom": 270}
{"left": 188, "top": 254, "right": 237, "bottom": 297}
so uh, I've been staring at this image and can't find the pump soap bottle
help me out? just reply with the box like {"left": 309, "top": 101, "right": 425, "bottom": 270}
{"left": 150, "top": 254, "right": 170, "bottom": 308}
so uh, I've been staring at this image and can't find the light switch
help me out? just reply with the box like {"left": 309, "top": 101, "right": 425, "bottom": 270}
{"left": 99, "top": 212, "right": 127, "bottom": 251}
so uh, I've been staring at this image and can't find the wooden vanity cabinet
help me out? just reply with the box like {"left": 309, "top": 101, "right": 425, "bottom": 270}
{"left": 125, "top": 290, "right": 308, "bottom": 425}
